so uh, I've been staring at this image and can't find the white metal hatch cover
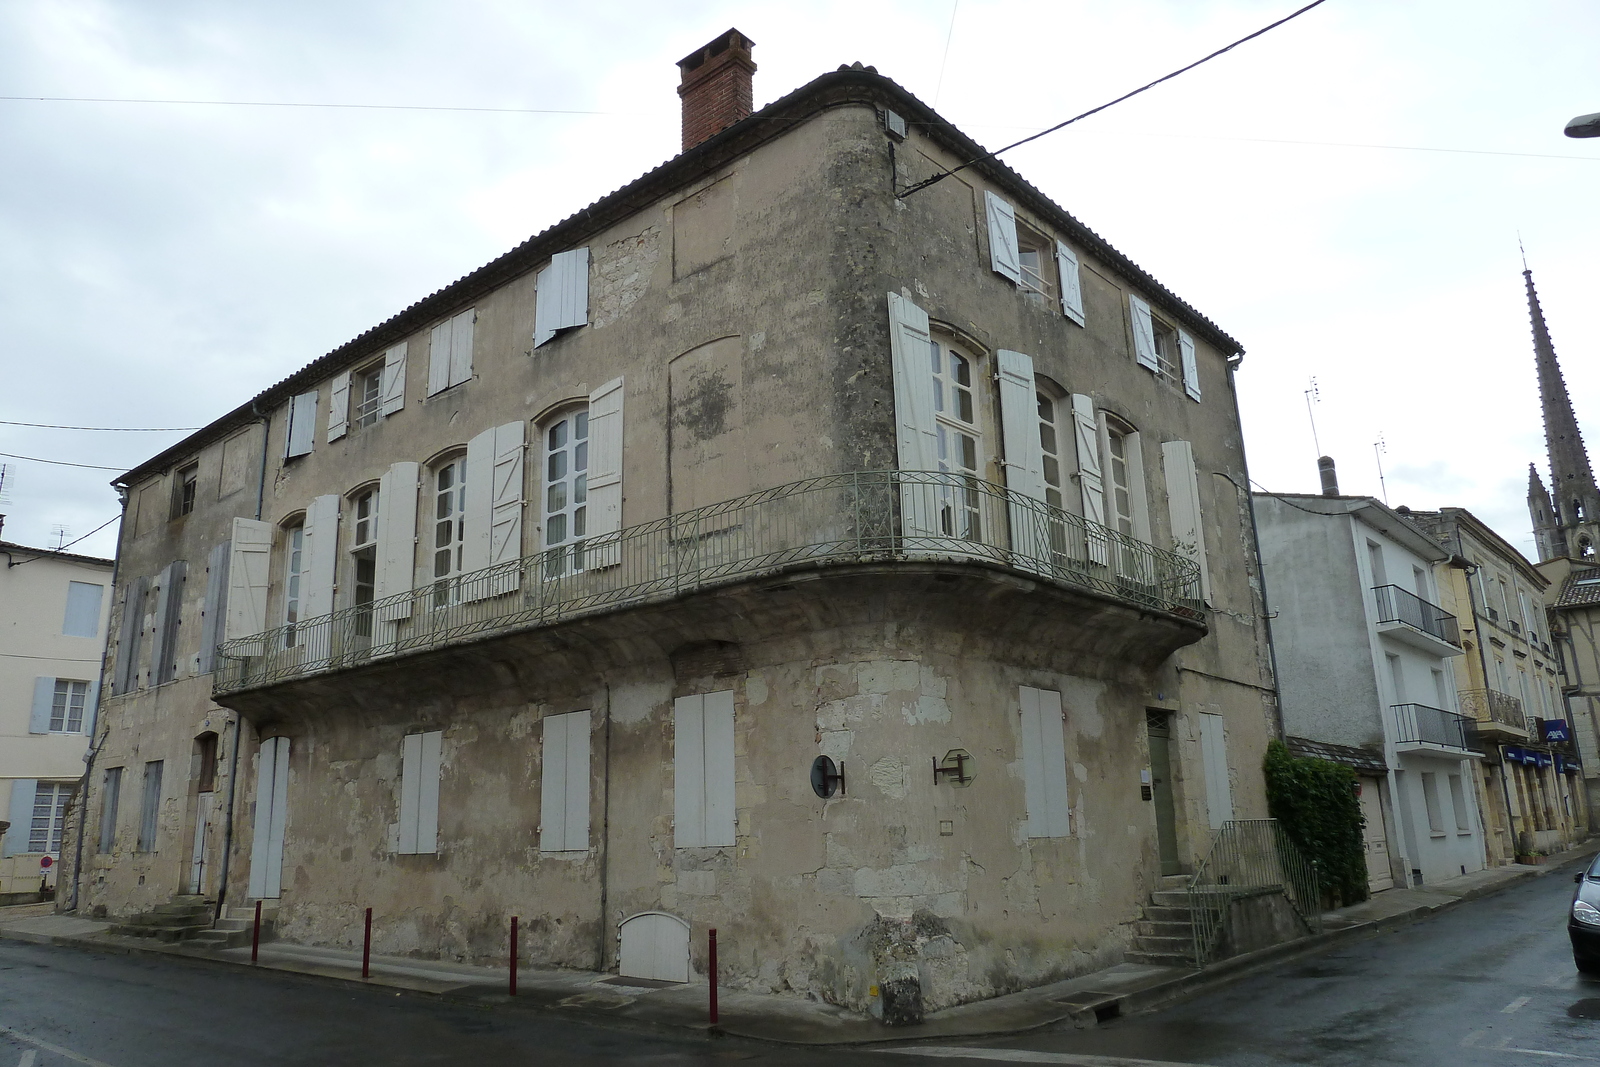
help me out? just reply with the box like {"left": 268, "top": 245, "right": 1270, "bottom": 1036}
{"left": 617, "top": 911, "right": 689, "bottom": 983}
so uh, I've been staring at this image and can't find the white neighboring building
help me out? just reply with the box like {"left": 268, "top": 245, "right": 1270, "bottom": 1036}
{"left": 1254, "top": 487, "right": 1486, "bottom": 888}
{"left": 0, "top": 537, "right": 113, "bottom": 897}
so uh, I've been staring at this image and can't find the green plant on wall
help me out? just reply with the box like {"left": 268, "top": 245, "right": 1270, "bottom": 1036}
{"left": 1263, "top": 740, "right": 1369, "bottom": 907}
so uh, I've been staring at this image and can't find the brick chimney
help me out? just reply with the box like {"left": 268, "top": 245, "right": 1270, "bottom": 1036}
{"left": 677, "top": 29, "right": 756, "bottom": 152}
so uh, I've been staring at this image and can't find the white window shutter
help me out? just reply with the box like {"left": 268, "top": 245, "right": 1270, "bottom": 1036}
{"left": 449, "top": 309, "right": 475, "bottom": 387}
{"left": 984, "top": 190, "right": 1022, "bottom": 284}
{"left": 398, "top": 732, "right": 422, "bottom": 854}
{"left": 1036, "top": 688, "right": 1072, "bottom": 836}
{"left": 4, "top": 781, "right": 38, "bottom": 857}
{"left": 539, "top": 713, "right": 570, "bottom": 852}
{"left": 1019, "top": 686, "right": 1046, "bottom": 838}
{"left": 1199, "top": 712, "right": 1234, "bottom": 828}
{"left": 586, "top": 377, "right": 625, "bottom": 567}
{"left": 563, "top": 710, "right": 590, "bottom": 851}
{"left": 1055, "top": 241, "right": 1085, "bottom": 326}
{"left": 416, "top": 731, "right": 441, "bottom": 854}
{"left": 375, "top": 462, "right": 419, "bottom": 623}
{"left": 460, "top": 425, "right": 497, "bottom": 599}
{"left": 534, "top": 248, "right": 590, "bottom": 348}
{"left": 427, "top": 321, "right": 451, "bottom": 396}
{"left": 1178, "top": 329, "right": 1200, "bottom": 401}
{"left": 380, "top": 343, "right": 408, "bottom": 416}
{"left": 998, "top": 350, "right": 1047, "bottom": 568}
{"left": 327, "top": 371, "right": 351, "bottom": 442}
{"left": 702, "top": 690, "right": 736, "bottom": 847}
{"left": 248, "top": 736, "right": 290, "bottom": 898}
{"left": 30, "top": 677, "right": 54, "bottom": 734}
{"left": 1161, "top": 440, "right": 1211, "bottom": 604}
{"left": 888, "top": 293, "right": 938, "bottom": 472}
{"left": 489, "top": 421, "right": 525, "bottom": 595}
{"left": 1129, "top": 296, "right": 1159, "bottom": 372}
{"left": 1071, "top": 395, "right": 1108, "bottom": 566}
{"left": 299, "top": 495, "right": 340, "bottom": 624}
{"left": 673, "top": 695, "right": 706, "bottom": 848}
{"left": 1123, "top": 430, "right": 1152, "bottom": 545}
{"left": 285, "top": 391, "right": 318, "bottom": 458}
{"left": 226, "top": 519, "right": 275, "bottom": 642}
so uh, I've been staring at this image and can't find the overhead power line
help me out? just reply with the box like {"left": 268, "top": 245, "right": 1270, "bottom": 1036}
{"left": 0, "top": 450, "right": 127, "bottom": 471}
{"left": 4, "top": 514, "right": 122, "bottom": 568}
{"left": 899, "top": 0, "right": 1331, "bottom": 198}
{"left": 0, "top": 419, "right": 201, "bottom": 431}
{"left": 0, "top": 95, "right": 630, "bottom": 117}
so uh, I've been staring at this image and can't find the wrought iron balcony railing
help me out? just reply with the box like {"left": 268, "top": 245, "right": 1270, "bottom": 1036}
{"left": 215, "top": 469, "right": 1203, "bottom": 695}
{"left": 1390, "top": 703, "right": 1474, "bottom": 751}
{"left": 1456, "top": 688, "right": 1528, "bottom": 734}
{"left": 1373, "top": 584, "right": 1461, "bottom": 647}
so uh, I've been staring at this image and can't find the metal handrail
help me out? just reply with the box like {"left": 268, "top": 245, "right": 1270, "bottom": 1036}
{"left": 1457, "top": 688, "right": 1527, "bottom": 733}
{"left": 1372, "top": 584, "right": 1461, "bottom": 647}
{"left": 1390, "top": 703, "right": 1474, "bottom": 750}
{"left": 215, "top": 469, "right": 1203, "bottom": 695}
{"left": 1187, "top": 819, "right": 1322, "bottom": 967}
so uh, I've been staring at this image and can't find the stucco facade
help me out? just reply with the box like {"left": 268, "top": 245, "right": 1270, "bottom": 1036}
{"left": 69, "top": 59, "right": 1278, "bottom": 1015}
{"left": 1, "top": 540, "right": 112, "bottom": 896}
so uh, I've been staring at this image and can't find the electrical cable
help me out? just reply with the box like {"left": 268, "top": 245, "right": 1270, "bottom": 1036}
{"left": 3, "top": 514, "right": 122, "bottom": 568}
{"left": 0, "top": 450, "right": 127, "bottom": 471}
{"left": 932, "top": 0, "right": 960, "bottom": 108}
{"left": 0, "top": 419, "right": 200, "bottom": 431}
{"left": 898, "top": 0, "right": 1331, "bottom": 199}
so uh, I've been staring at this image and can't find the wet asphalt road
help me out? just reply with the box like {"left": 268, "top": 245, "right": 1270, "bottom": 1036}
{"left": 1, "top": 866, "right": 1594, "bottom": 1067}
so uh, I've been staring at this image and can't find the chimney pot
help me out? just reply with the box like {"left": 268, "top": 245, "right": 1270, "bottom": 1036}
{"left": 1318, "top": 456, "right": 1339, "bottom": 497}
{"left": 677, "top": 29, "right": 756, "bottom": 152}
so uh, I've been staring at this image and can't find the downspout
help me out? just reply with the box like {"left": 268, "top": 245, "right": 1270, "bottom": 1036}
{"left": 598, "top": 683, "right": 613, "bottom": 972}
{"left": 68, "top": 485, "right": 129, "bottom": 913}
{"left": 213, "top": 403, "right": 270, "bottom": 923}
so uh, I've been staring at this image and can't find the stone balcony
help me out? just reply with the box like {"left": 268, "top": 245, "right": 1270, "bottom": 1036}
{"left": 1457, "top": 687, "right": 1531, "bottom": 742}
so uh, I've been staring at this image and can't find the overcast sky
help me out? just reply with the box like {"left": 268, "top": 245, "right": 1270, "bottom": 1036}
{"left": 2, "top": 0, "right": 1596, "bottom": 564}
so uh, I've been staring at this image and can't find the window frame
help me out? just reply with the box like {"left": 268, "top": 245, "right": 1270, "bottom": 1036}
{"left": 280, "top": 517, "right": 306, "bottom": 646}
{"left": 49, "top": 679, "right": 89, "bottom": 733}
{"left": 352, "top": 360, "right": 385, "bottom": 430}
{"left": 172, "top": 463, "right": 199, "bottom": 519}
{"left": 929, "top": 336, "right": 984, "bottom": 541}
{"left": 429, "top": 453, "right": 469, "bottom": 606}
{"left": 137, "top": 760, "right": 164, "bottom": 853}
{"left": 98, "top": 766, "right": 123, "bottom": 853}
{"left": 348, "top": 484, "right": 380, "bottom": 636}
{"left": 540, "top": 407, "right": 591, "bottom": 578}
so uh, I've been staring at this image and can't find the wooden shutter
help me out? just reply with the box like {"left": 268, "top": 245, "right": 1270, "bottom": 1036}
{"left": 398, "top": 731, "right": 441, "bottom": 855}
{"left": 1056, "top": 241, "right": 1085, "bottom": 326}
{"left": 984, "top": 190, "right": 1022, "bottom": 283}
{"left": 672, "top": 693, "right": 738, "bottom": 848}
{"left": 4, "top": 780, "right": 37, "bottom": 857}
{"left": 586, "top": 377, "right": 625, "bottom": 567}
{"left": 375, "top": 462, "right": 418, "bottom": 623}
{"left": 300, "top": 495, "right": 340, "bottom": 621}
{"left": 63, "top": 581, "right": 103, "bottom": 638}
{"left": 113, "top": 575, "right": 150, "bottom": 694}
{"left": 540, "top": 711, "right": 591, "bottom": 852}
{"left": 887, "top": 292, "right": 941, "bottom": 541}
{"left": 1161, "top": 440, "right": 1210, "bottom": 603}
{"left": 198, "top": 540, "right": 230, "bottom": 674}
{"left": 247, "top": 736, "right": 290, "bottom": 898}
{"left": 380, "top": 342, "right": 408, "bottom": 417}
{"left": 534, "top": 248, "right": 591, "bottom": 347}
{"left": 1019, "top": 687, "right": 1072, "bottom": 839}
{"left": 327, "top": 371, "right": 351, "bottom": 442}
{"left": 427, "top": 320, "right": 452, "bottom": 396}
{"left": 489, "top": 421, "right": 525, "bottom": 594}
{"left": 226, "top": 519, "right": 275, "bottom": 642}
{"left": 1123, "top": 430, "right": 1152, "bottom": 544}
{"left": 998, "top": 350, "right": 1047, "bottom": 567}
{"left": 449, "top": 309, "right": 475, "bottom": 388}
{"left": 702, "top": 691, "right": 735, "bottom": 846}
{"left": 1199, "top": 712, "right": 1234, "bottom": 828}
{"left": 83, "top": 680, "right": 99, "bottom": 737}
{"left": 1071, "top": 395, "right": 1107, "bottom": 566}
{"left": 30, "top": 677, "right": 54, "bottom": 734}
{"left": 1129, "top": 296, "right": 1158, "bottom": 371}
{"left": 460, "top": 425, "right": 496, "bottom": 597}
{"left": 1179, "top": 329, "right": 1200, "bottom": 401}
{"left": 284, "top": 392, "right": 318, "bottom": 458}
{"left": 150, "top": 560, "right": 187, "bottom": 685}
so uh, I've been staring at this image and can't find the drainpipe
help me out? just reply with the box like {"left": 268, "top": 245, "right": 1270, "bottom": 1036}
{"left": 68, "top": 485, "right": 130, "bottom": 913}
{"left": 598, "top": 683, "right": 613, "bottom": 972}
{"left": 214, "top": 403, "right": 270, "bottom": 923}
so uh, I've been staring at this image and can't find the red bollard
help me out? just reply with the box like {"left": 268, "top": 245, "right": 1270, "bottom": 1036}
{"left": 251, "top": 900, "right": 262, "bottom": 963}
{"left": 509, "top": 916, "right": 519, "bottom": 996}
{"left": 709, "top": 927, "right": 719, "bottom": 1026}
{"left": 362, "top": 907, "right": 372, "bottom": 979}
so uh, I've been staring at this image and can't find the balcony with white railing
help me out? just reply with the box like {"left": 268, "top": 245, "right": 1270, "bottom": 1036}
{"left": 214, "top": 469, "right": 1205, "bottom": 697}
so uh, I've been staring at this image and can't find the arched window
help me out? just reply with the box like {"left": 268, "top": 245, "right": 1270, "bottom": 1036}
{"left": 281, "top": 517, "right": 305, "bottom": 646}
{"left": 1037, "top": 389, "right": 1066, "bottom": 513}
{"left": 930, "top": 338, "right": 981, "bottom": 539}
{"left": 431, "top": 455, "right": 468, "bottom": 605}
{"left": 543, "top": 408, "right": 590, "bottom": 576}
{"left": 1103, "top": 418, "right": 1137, "bottom": 538}
{"left": 349, "top": 486, "right": 379, "bottom": 636}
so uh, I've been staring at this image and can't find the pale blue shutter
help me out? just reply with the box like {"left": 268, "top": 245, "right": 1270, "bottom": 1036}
{"left": 534, "top": 249, "right": 590, "bottom": 347}
{"left": 380, "top": 342, "right": 408, "bottom": 416}
{"left": 984, "top": 191, "right": 1021, "bottom": 283}
{"left": 284, "top": 392, "right": 318, "bottom": 458}
{"left": 4, "top": 780, "right": 38, "bottom": 856}
{"left": 1055, "top": 242, "right": 1085, "bottom": 327}
{"left": 197, "top": 539, "right": 231, "bottom": 675}
{"left": 327, "top": 371, "right": 351, "bottom": 442}
{"left": 1179, "top": 329, "right": 1200, "bottom": 401}
{"left": 30, "top": 677, "right": 54, "bottom": 733}
{"left": 1129, "top": 296, "right": 1158, "bottom": 371}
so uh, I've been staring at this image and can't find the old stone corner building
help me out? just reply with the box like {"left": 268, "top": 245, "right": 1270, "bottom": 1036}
{"left": 67, "top": 32, "right": 1279, "bottom": 1017}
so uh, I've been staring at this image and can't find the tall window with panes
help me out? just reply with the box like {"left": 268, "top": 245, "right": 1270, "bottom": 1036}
{"left": 350, "top": 488, "right": 378, "bottom": 639}
{"left": 930, "top": 339, "right": 981, "bottom": 540}
{"left": 1037, "top": 391, "right": 1070, "bottom": 560}
{"left": 353, "top": 363, "right": 384, "bottom": 429}
{"left": 282, "top": 522, "right": 305, "bottom": 647}
{"left": 30, "top": 784, "right": 73, "bottom": 853}
{"left": 50, "top": 679, "right": 89, "bottom": 733}
{"left": 543, "top": 410, "right": 589, "bottom": 577}
{"left": 432, "top": 457, "right": 468, "bottom": 607}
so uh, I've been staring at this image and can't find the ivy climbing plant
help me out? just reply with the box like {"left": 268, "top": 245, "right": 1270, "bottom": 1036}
{"left": 1263, "top": 740, "right": 1369, "bottom": 908}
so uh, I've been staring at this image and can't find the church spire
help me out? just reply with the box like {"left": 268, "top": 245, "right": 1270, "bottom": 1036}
{"left": 1526, "top": 268, "right": 1600, "bottom": 561}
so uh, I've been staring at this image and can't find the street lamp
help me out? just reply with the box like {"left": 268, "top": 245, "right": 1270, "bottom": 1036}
{"left": 1565, "top": 112, "right": 1600, "bottom": 138}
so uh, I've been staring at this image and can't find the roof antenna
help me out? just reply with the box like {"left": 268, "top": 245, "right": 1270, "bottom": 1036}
{"left": 1374, "top": 432, "right": 1389, "bottom": 505}
{"left": 1304, "top": 377, "right": 1322, "bottom": 457}
{"left": 1519, "top": 232, "right": 1528, "bottom": 271}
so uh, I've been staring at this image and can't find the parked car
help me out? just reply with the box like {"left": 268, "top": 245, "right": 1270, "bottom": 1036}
{"left": 1572, "top": 855, "right": 1600, "bottom": 974}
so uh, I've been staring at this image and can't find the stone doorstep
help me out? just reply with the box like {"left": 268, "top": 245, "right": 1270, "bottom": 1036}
{"left": 4, "top": 841, "right": 1595, "bottom": 1047}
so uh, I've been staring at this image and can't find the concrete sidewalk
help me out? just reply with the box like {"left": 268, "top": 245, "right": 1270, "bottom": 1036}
{"left": 3, "top": 840, "right": 1594, "bottom": 1046}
